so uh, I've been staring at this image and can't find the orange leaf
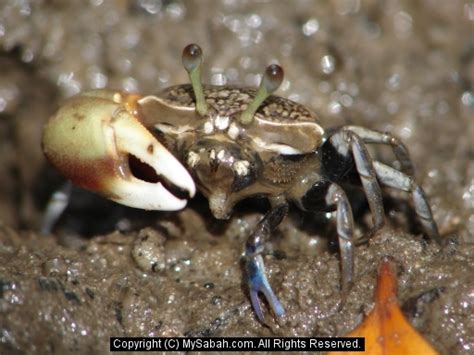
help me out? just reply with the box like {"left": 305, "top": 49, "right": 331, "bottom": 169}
{"left": 330, "top": 259, "right": 438, "bottom": 355}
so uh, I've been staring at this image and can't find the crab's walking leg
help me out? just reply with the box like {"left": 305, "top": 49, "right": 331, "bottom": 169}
{"left": 289, "top": 176, "right": 356, "bottom": 301}
{"left": 41, "top": 182, "right": 72, "bottom": 235}
{"left": 372, "top": 161, "right": 441, "bottom": 242}
{"left": 325, "top": 183, "right": 355, "bottom": 294}
{"left": 325, "top": 130, "right": 385, "bottom": 231}
{"left": 245, "top": 203, "right": 288, "bottom": 322}
{"left": 343, "top": 126, "right": 414, "bottom": 175}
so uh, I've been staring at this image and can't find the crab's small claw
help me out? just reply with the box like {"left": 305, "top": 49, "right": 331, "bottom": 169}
{"left": 42, "top": 90, "right": 196, "bottom": 210}
{"left": 245, "top": 254, "right": 284, "bottom": 323}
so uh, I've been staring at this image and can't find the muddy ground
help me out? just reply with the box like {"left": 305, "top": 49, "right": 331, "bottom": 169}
{"left": 0, "top": 1, "right": 473, "bottom": 354}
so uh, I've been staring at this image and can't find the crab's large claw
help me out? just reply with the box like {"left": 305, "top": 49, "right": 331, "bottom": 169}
{"left": 42, "top": 90, "right": 196, "bottom": 210}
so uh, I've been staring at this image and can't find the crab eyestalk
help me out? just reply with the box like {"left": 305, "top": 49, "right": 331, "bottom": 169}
{"left": 239, "top": 64, "right": 284, "bottom": 125}
{"left": 42, "top": 90, "right": 196, "bottom": 211}
{"left": 182, "top": 43, "right": 208, "bottom": 117}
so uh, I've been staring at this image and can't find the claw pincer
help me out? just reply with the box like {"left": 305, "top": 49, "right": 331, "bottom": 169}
{"left": 42, "top": 90, "right": 195, "bottom": 211}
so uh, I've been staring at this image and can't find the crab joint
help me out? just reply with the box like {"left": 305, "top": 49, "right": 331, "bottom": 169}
{"left": 42, "top": 90, "right": 196, "bottom": 211}
{"left": 239, "top": 64, "right": 284, "bottom": 125}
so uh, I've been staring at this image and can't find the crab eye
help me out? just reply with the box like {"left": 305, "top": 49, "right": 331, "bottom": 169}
{"left": 240, "top": 64, "right": 284, "bottom": 125}
{"left": 182, "top": 44, "right": 202, "bottom": 71}
{"left": 182, "top": 43, "right": 208, "bottom": 116}
{"left": 264, "top": 64, "right": 284, "bottom": 93}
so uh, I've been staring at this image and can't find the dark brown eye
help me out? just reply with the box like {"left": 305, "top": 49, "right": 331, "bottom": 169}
{"left": 181, "top": 43, "right": 208, "bottom": 116}
{"left": 182, "top": 43, "right": 203, "bottom": 72}
{"left": 239, "top": 63, "right": 284, "bottom": 125}
{"left": 263, "top": 64, "right": 284, "bottom": 93}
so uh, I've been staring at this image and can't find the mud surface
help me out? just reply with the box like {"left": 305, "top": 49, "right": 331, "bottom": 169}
{"left": 0, "top": 1, "right": 473, "bottom": 354}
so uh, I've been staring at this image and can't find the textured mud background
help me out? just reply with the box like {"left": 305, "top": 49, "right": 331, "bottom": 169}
{"left": 0, "top": 0, "right": 473, "bottom": 354}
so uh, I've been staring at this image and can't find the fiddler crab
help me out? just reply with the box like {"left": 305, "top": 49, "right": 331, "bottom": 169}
{"left": 42, "top": 44, "right": 441, "bottom": 323}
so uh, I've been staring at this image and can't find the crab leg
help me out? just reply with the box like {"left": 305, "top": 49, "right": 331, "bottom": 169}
{"left": 372, "top": 161, "right": 440, "bottom": 242}
{"left": 41, "top": 182, "right": 72, "bottom": 235}
{"left": 244, "top": 203, "right": 288, "bottom": 322}
{"left": 325, "top": 183, "right": 355, "bottom": 294}
{"left": 325, "top": 129, "right": 385, "bottom": 231}
{"left": 343, "top": 126, "right": 414, "bottom": 175}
